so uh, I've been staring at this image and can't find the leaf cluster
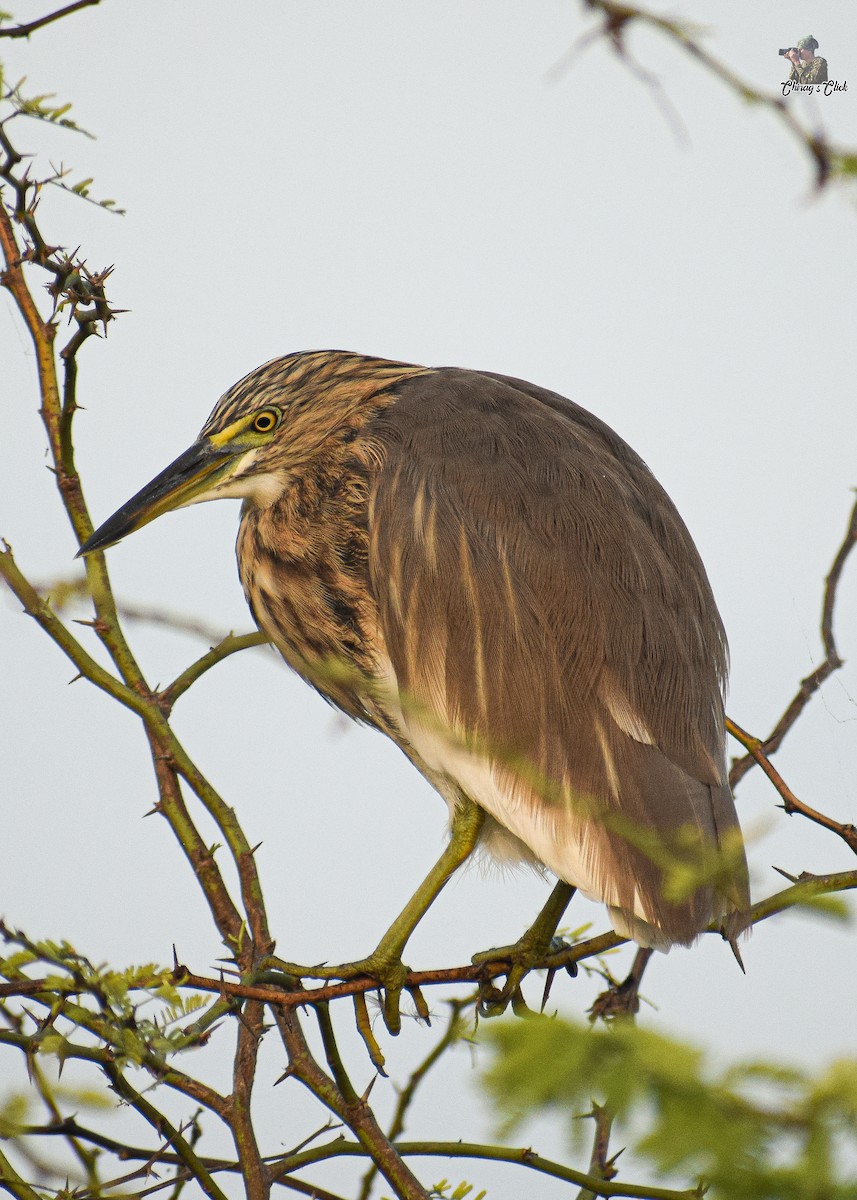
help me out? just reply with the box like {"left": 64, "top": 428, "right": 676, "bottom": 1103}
{"left": 484, "top": 1016, "right": 857, "bottom": 1199}
{"left": 0, "top": 923, "right": 213, "bottom": 1068}
{"left": 0, "top": 70, "right": 123, "bottom": 213}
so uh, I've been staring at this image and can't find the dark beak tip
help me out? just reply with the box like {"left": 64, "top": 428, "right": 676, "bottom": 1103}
{"left": 73, "top": 439, "right": 230, "bottom": 562}
{"left": 76, "top": 522, "right": 128, "bottom": 558}
{"left": 76, "top": 533, "right": 106, "bottom": 559}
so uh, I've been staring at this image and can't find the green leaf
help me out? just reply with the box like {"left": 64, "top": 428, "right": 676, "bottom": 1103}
{"left": 483, "top": 1015, "right": 857, "bottom": 1198}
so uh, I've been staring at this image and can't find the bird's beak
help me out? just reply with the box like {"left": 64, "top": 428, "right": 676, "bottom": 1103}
{"left": 77, "top": 439, "right": 239, "bottom": 556}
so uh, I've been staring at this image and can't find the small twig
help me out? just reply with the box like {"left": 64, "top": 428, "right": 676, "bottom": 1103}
{"left": 577, "top": 0, "right": 856, "bottom": 192}
{"left": 576, "top": 1102, "right": 618, "bottom": 1200}
{"left": 161, "top": 631, "right": 270, "bottom": 710}
{"left": 315, "top": 1003, "right": 359, "bottom": 1106}
{"left": 730, "top": 495, "right": 857, "bottom": 789}
{"left": 549, "top": 5, "right": 689, "bottom": 147}
{"left": 727, "top": 719, "right": 857, "bottom": 856}
{"left": 0, "top": 0, "right": 100, "bottom": 39}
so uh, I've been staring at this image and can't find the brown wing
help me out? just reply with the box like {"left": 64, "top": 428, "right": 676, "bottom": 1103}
{"left": 366, "top": 367, "right": 749, "bottom": 947}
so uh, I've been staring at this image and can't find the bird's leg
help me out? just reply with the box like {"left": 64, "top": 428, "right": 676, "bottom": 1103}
{"left": 359, "top": 796, "right": 485, "bottom": 972}
{"left": 473, "top": 879, "right": 576, "bottom": 1016}
{"left": 260, "top": 799, "right": 485, "bottom": 1033}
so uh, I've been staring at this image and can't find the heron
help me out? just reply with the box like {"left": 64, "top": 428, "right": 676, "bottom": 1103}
{"left": 81, "top": 351, "right": 750, "bottom": 1009}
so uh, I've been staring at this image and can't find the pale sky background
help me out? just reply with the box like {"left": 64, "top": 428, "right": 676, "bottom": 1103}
{"left": 2, "top": 2, "right": 856, "bottom": 1197}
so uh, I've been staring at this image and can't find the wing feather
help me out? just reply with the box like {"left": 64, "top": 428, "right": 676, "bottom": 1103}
{"left": 366, "top": 368, "right": 749, "bottom": 946}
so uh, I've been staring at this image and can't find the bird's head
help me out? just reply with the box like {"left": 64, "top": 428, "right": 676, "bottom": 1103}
{"left": 78, "top": 350, "right": 424, "bottom": 556}
{"left": 77, "top": 394, "right": 291, "bottom": 556}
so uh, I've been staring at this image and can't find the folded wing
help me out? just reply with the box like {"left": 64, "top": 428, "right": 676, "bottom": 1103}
{"left": 367, "top": 368, "right": 750, "bottom": 947}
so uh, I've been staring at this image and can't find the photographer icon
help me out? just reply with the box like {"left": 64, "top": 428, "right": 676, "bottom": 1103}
{"left": 780, "top": 35, "right": 828, "bottom": 85}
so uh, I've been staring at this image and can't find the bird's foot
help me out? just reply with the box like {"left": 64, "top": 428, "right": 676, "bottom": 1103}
{"left": 472, "top": 933, "right": 576, "bottom": 1018}
{"left": 334, "top": 952, "right": 413, "bottom": 1035}
{"left": 472, "top": 881, "right": 578, "bottom": 1017}
{"left": 254, "top": 952, "right": 414, "bottom": 1035}
{"left": 588, "top": 946, "right": 653, "bottom": 1024}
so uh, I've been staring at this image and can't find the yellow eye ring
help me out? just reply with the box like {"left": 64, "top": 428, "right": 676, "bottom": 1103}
{"left": 252, "top": 408, "right": 281, "bottom": 434}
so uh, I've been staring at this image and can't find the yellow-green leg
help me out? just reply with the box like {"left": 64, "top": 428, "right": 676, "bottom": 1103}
{"left": 473, "top": 879, "right": 577, "bottom": 1016}
{"left": 261, "top": 798, "right": 485, "bottom": 1032}
{"left": 365, "top": 797, "right": 485, "bottom": 969}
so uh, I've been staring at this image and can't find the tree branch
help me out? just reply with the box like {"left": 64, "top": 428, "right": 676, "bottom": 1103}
{"left": 575, "top": 1102, "right": 618, "bottom": 1200}
{"left": 272, "top": 1134, "right": 702, "bottom": 1199}
{"left": 0, "top": 1146, "right": 44, "bottom": 1200}
{"left": 574, "top": 1, "right": 857, "bottom": 191}
{"left": 161, "top": 631, "right": 270, "bottom": 711}
{"left": 727, "top": 719, "right": 857, "bottom": 855}
{"left": 730, "top": 496, "right": 857, "bottom": 788}
{"left": 229, "top": 999, "right": 270, "bottom": 1200}
{"left": 0, "top": 0, "right": 101, "bottom": 39}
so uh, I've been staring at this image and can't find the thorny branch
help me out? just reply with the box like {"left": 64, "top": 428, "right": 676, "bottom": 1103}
{"left": 5, "top": 863, "right": 855, "bottom": 1018}
{"left": 0, "top": 1119, "right": 703, "bottom": 1200}
{"left": 0, "top": 75, "right": 427, "bottom": 1200}
{"left": 575, "top": 1102, "right": 618, "bottom": 1200}
{"left": 727, "top": 719, "right": 857, "bottom": 856}
{"left": 270, "top": 1138, "right": 704, "bottom": 1200}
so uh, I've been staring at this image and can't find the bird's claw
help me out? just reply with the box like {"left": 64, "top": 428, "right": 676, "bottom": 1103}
{"left": 589, "top": 947, "right": 654, "bottom": 1023}
{"left": 588, "top": 973, "right": 643, "bottom": 1023}
{"left": 348, "top": 953, "right": 410, "bottom": 1035}
{"left": 254, "top": 952, "right": 411, "bottom": 1035}
{"left": 473, "top": 934, "right": 573, "bottom": 1018}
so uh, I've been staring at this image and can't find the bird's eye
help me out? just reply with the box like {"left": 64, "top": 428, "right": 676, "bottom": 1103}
{"left": 252, "top": 408, "right": 281, "bottom": 434}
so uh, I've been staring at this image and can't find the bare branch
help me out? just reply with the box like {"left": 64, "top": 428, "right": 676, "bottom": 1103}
{"left": 576, "top": 0, "right": 857, "bottom": 192}
{"left": 0, "top": 0, "right": 100, "bottom": 39}
{"left": 575, "top": 1102, "right": 618, "bottom": 1200}
{"left": 273, "top": 1134, "right": 702, "bottom": 1199}
{"left": 728, "top": 719, "right": 857, "bottom": 855}
{"left": 731, "top": 496, "right": 857, "bottom": 788}
{"left": 161, "top": 631, "right": 270, "bottom": 711}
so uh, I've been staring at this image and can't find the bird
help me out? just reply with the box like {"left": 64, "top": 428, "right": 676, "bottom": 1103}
{"left": 80, "top": 350, "right": 750, "bottom": 961}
